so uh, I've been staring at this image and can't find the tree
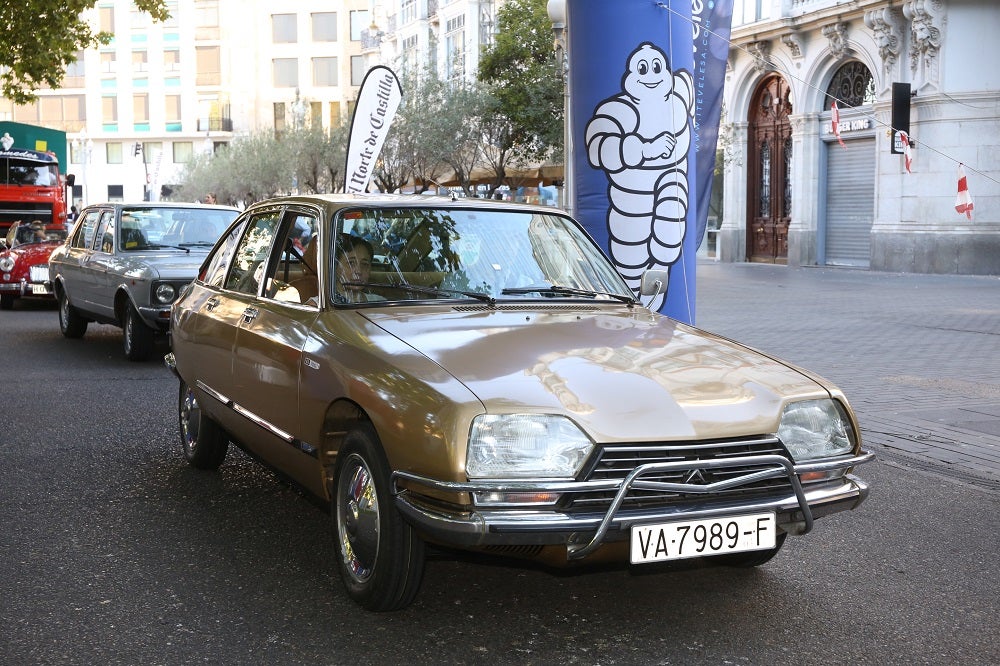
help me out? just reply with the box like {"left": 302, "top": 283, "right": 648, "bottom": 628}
{"left": 0, "top": 0, "right": 169, "bottom": 104}
{"left": 478, "top": 0, "right": 563, "bottom": 165}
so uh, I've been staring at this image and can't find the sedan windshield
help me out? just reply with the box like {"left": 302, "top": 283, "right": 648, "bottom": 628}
{"left": 335, "top": 207, "right": 632, "bottom": 304}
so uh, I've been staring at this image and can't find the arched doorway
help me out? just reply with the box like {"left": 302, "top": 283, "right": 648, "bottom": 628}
{"left": 746, "top": 74, "right": 792, "bottom": 263}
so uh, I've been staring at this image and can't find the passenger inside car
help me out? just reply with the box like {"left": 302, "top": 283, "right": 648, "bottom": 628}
{"left": 334, "top": 234, "right": 385, "bottom": 304}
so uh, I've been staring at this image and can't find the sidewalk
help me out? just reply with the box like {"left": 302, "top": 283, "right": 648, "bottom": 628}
{"left": 694, "top": 260, "right": 1000, "bottom": 491}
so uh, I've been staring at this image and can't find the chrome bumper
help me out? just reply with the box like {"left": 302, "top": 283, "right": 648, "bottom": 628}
{"left": 393, "top": 451, "right": 873, "bottom": 560}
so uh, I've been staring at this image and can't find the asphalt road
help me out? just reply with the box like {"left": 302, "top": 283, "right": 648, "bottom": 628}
{"left": 2, "top": 297, "right": 998, "bottom": 666}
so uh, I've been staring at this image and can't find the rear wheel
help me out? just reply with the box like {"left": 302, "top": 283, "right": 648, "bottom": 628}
{"left": 178, "top": 380, "right": 228, "bottom": 469}
{"left": 123, "top": 302, "right": 156, "bottom": 361}
{"left": 332, "top": 425, "right": 425, "bottom": 611}
{"left": 58, "top": 291, "right": 88, "bottom": 338}
{"left": 713, "top": 533, "right": 786, "bottom": 568}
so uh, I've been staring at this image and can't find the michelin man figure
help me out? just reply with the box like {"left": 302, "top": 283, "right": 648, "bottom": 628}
{"left": 585, "top": 42, "right": 694, "bottom": 311}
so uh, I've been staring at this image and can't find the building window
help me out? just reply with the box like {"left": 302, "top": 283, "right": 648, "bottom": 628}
{"left": 132, "top": 50, "right": 148, "bottom": 73}
{"left": 445, "top": 15, "right": 466, "bottom": 80}
{"left": 350, "top": 56, "right": 365, "bottom": 86}
{"left": 272, "top": 13, "right": 297, "bottom": 43}
{"left": 329, "top": 101, "right": 341, "bottom": 124}
{"left": 108, "top": 184, "right": 124, "bottom": 201}
{"left": 401, "top": 0, "right": 416, "bottom": 24}
{"left": 143, "top": 141, "right": 162, "bottom": 165}
{"left": 273, "top": 58, "right": 298, "bottom": 88}
{"left": 36, "top": 95, "right": 85, "bottom": 130}
{"left": 312, "top": 12, "right": 337, "bottom": 41}
{"left": 312, "top": 57, "right": 338, "bottom": 86}
{"left": 165, "top": 95, "right": 181, "bottom": 131}
{"left": 402, "top": 34, "right": 418, "bottom": 53}
{"left": 825, "top": 61, "right": 876, "bottom": 109}
{"left": 164, "top": 50, "right": 180, "bottom": 72}
{"left": 196, "top": 46, "right": 221, "bottom": 86}
{"left": 173, "top": 141, "right": 194, "bottom": 163}
{"left": 133, "top": 94, "right": 149, "bottom": 123}
{"left": 163, "top": 1, "right": 178, "bottom": 28}
{"left": 350, "top": 10, "right": 369, "bottom": 41}
{"left": 64, "top": 51, "right": 86, "bottom": 87}
{"left": 107, "top": 142, "right": 123, "bottom": 164}
{"left": 310, "top": 101, "right": 322, "bottom": 127}
{"left": 102, "top": 95, "right": 118, "bottom": 123}
{"left": 100, "top": 51, "right": 117, "bottom": 74}
{"left": 99, "top": 5, "right": 115, "bottom": 33}
{"left": 732, "top": 0, "right": 771, "bottom": 26}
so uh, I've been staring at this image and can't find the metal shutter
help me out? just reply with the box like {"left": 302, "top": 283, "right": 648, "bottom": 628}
{"left": 824, "top": 138, "right": 875, "bottom": 267}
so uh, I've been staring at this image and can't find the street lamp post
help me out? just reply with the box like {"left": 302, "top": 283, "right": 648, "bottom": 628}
{"left": 547, "top": 0, "right": 573, "bottom": 218}
{"left": 72, "top": 130, "right": 94, "bottom": 208}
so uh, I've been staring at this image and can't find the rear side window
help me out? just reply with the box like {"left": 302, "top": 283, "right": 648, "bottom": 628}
{"left": 202, "top": 220, "right": 247, "bottom": 288}
{"left": 72, "top": 211, "right": 102, "bottom": 250}
{"left": 223, "top": 210, "right": 282, "bottom": 295}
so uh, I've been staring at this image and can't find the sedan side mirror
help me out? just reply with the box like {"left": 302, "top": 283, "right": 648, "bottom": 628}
{"left": 640, "top": 269, "right": 669, "bottom": 297}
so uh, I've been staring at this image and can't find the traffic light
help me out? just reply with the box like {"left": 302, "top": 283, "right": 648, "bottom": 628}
{"left": 134, "top": 142, "right": 143, "bottom": 157}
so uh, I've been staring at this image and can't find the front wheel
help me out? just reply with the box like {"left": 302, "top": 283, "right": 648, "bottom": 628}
{"left": 178, "top": 380, "right": 228, "bottom": 469}
{"left": 123, "top": 302, "right": 156, "bottom": 361}
{"left": 58, "top": 291, "right": 88, "bottom": 338}
{"left": 332, "top": 425, "right": 425, "bottom": 611}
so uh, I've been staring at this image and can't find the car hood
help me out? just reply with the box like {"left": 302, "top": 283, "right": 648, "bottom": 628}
{"left": 5, "top": 242, "right": 60, "bottom": 265}
{"left": 363, "top": 306, "right": 830, "bottom": 442}
{"left": 116, "top": 251, "right": 209, "bottom": 279}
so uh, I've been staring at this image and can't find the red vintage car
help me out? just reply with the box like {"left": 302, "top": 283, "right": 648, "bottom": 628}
{"left": 0, "top": 220, "right": 67, "bottom": 309}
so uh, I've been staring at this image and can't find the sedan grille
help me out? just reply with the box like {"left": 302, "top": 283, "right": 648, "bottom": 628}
{"left": 568, "top": 436, "right": 793, "bottom": 510}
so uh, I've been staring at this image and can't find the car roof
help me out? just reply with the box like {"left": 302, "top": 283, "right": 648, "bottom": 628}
{"left": 80, "top": 202, "right": 240, "bottom": 212}
{"left": 243, "top": 192, "right": 562, "bottom": 215}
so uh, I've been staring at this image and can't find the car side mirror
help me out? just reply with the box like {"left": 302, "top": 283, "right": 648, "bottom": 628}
{"left": 639, "top": 269, "right": 669, "bottom": 297}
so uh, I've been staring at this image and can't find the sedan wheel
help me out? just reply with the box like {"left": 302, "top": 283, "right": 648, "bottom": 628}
{"left": 178, "top": 380, "right": 228, "bottom": 469}
{"left": 58, "top": 291, "right": 88, "bottom": 338}
{"left": 123, "top": 303, "right": 155, "bottom": 361}
{"left": 333, "top": 426, "right": 425, "bottom": 611}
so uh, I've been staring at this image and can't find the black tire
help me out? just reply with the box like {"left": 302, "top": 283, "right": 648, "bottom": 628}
{"left": 178, "top": 380, "right": 228, "bottom": 470}
{"left": 123, "top": 302, "right": 156, "bottom": 361}
{"left": 713, "top": 533, "right": 787, "bottom": 568}
{"left": 58, "top": 291, "right": 88, "bottom": 338}
{"left": 0, "top": 293, "right": 13, "bottom": 310}
{"left": 332, "top": 425, "right": 426, "bottom": 611}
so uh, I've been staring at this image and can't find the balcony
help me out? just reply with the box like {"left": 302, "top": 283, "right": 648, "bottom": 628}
{"left": 197, "top": 117, "right": 233, "bottom": 132}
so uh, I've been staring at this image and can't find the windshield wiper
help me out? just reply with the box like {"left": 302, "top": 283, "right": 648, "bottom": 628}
{"left": 146, "top": 243, "right": 191, "bottom": 253}
{"left": 502, "top": 285, "right": 635, "bottom": 305}
{"left": 341, "top": 281, "right": 496, "bottom": 306}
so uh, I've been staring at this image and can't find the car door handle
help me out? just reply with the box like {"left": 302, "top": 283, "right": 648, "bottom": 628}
{"left": 205, "top": 296, "right": 220, "bottom": 312}
{"left": 241, "top": 306, "right": 259, "bottom": 324}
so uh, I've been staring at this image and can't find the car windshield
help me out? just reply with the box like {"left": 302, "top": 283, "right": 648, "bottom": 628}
{"left": 334, "top": 207, "right": 632, "bottom": 304}
{"left": 6, "top": 221, "right": 67, "bottom": 247}
{"left": 119, "top": 206, "right": 237, "bottom": 252}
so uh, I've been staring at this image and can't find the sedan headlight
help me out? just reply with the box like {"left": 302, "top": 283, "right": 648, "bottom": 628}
{"left": 153, "top": 282, "right": 177, "bottom": 304}
{"left": 0, "top": 256, "right": 14, "bottom": 272}
{"left": 466, "top": 414, "right": 593, "bottom": 479}
{"left": 777, "top": 399, "right": 856, "bottom": 462}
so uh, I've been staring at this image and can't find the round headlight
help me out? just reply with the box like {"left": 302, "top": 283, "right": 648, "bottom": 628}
{"left": 154, "top": 283, "right": 177, "bottom": 304}
{"left": 0, "top": 257, "right": 14, "bottom": 272}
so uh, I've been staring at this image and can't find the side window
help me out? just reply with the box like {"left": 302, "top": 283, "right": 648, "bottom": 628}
{"left": 223, "top": 210, "right": 282, "bottom": 295}
{"left": 72, "top": 211, "right": 101, "bottom": 249}
{"left": 263, "top": 212, "right": 320, "bottom": 306}
{"left": 95, "top": 211, "right": 116, "bottom": 253}
{"left": 202, "top": 219, "right": 248, "bottom": 288}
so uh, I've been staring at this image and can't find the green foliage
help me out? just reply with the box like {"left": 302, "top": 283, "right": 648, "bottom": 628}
{"left": 478, "top": 0, "right": 563, "bottom": 163}
{"left": 0, "top": 0, "right": 169, "bottom": 104}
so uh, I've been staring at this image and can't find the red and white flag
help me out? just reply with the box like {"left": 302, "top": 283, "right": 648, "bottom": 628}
{"left": 831, "top": 101, "right": 846, "bottom": 148}
{"left": 955, "top": 163, "right": 974, "bottom": 219}
{"left": 899, "top": 130, "right": 912, "bottom": 173}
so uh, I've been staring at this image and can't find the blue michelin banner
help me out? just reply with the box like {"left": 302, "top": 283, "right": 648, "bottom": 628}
{"left": 692, "top": 0, "right": 735, "bottom": 251}
{"left": 570, "top": 0, "right": 698, "bottom": 323}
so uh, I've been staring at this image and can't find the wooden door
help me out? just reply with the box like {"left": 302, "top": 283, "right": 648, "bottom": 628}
{"left": 747, "top": 75, "right": 792, "bottom": 264}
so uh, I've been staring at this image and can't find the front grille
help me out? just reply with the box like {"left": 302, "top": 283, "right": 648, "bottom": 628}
{"left": 569, "top": 436, "right": 793, "bottom": 510}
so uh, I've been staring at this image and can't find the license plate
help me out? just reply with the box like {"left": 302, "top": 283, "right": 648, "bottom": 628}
{"left": 31, "top": 284, "right": 51, "bottom": 295}
{"left": 630, "top": 512, "right": 776, "bottom": 563}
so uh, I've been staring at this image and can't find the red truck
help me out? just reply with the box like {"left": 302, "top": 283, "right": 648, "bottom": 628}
{"left": 0, "top": 145, "right": 73, "bottom": 236}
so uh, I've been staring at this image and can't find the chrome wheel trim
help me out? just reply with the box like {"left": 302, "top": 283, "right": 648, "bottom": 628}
{"left": 59, "top": 295, "right": 70, "bottom": 329}
{"left": 123, "top": 308, "right": 136, "bottom": 353}
{"left": 180, "top": 387, "right": 199, "bottom": 457}
{"left": 336, "top": 454, "right": 380, "bottom": 584}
